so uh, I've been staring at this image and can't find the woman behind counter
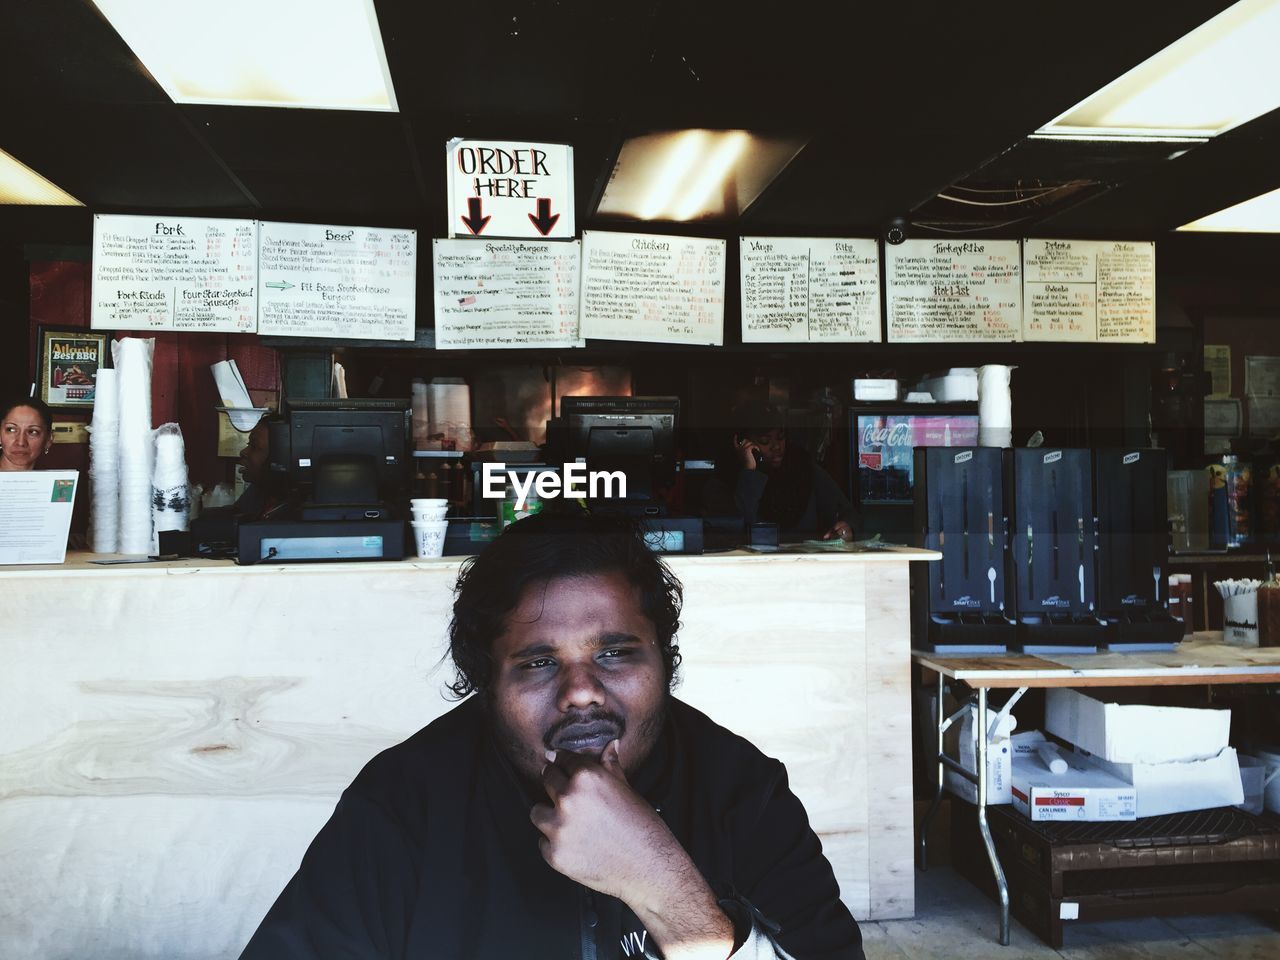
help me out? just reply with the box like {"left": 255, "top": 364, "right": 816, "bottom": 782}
{"left": 0, "top": 396, "right": 54, "bottom": 471}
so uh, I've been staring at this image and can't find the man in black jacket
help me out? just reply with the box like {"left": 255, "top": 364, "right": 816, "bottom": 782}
{"left": 240, "top": 512, "right": 864, "bottom": 960}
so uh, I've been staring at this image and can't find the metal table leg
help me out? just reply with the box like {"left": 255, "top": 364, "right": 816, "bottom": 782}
{"left": 976, "top": 687, "right": 1011, "bottom": 946}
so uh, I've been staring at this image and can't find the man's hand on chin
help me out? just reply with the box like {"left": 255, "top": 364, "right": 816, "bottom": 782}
{"left": 530, "top": 741, "right": 736, "bottom": 960}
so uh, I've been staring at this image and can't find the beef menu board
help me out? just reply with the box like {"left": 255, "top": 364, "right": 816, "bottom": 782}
{"left": 1023, "top": 239, "right": 1155, "bottom": 343}
{"left": 257, "top": 221, "right": 417, "bottom": 341}
{"left": 580, "top": 230, "right": 725, "bottom": 345}
{"left": 740, "top": 237, "right": 881, "bottom": 343}
{"left": 886, "top": 239, "right": 1022, "bottom": 342}
{"left": 432, "top": 239, "right": 581, "bottom": 349}
{"left": 91, "top": 215, "right": 257, "bottom": 332}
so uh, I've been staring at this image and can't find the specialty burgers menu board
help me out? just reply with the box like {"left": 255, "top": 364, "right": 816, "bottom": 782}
{"left": 886, "top": 239, "right": 1022, "bottom": 342}
{"left": 91, "top": 214, "right": 258, "bottom": 332}
{"left": 740, "top": 237, "right": 881, "bottom": 343}
{"left": 1023, "top": 239, "right": 1155, "bottom": 343}
{"left": 580, "top": 230, "right": 725, "bottom": 345}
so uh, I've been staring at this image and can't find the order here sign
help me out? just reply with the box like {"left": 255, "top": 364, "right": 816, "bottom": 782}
{"left": 446, "top": 139, "right": 575, "bottom": 240}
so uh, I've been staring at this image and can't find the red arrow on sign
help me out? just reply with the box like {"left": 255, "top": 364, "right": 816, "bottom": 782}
{"left": 461, "top": 197, "right": 491, "bottom": 236}
{"left": 528, "top": 198, "right": 560, "bottom": 236}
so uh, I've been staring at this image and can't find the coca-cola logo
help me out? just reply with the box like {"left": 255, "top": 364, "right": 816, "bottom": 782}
{"left": 861, "top": 422, "right": 913, "bottom": 447}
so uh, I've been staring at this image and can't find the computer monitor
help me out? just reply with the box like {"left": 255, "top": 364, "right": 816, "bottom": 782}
{"left": 280, "top": 398, "right": 411, "bottom": 505}
{"left": 555, "top": 396, "right": 679, "bottom": 503}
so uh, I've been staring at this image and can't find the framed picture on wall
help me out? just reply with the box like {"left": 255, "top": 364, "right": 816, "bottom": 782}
{"left": 37, "top": 327, "right": 110, "bottom": 409}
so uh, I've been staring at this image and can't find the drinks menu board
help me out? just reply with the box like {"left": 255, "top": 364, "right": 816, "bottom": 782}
{"left": 432, "top": 239, "right": 581, "bottom": 349}
{"left": 740, "top": 237, "right": 881, "bottom": 343}
{"left": 258, "top": 221, "right": 416, "bottom": 341}
{"left": 1023, "top": 239, "right": 1155, "bottom": 343}
{"left": 91, "top": 214, "right": 257, "bottom": 332}
{"left": 580, "top": 230, "right": 725, "bottom": 345}
{"left": 886, "top": 239, "right": 1022, "bottom": 342}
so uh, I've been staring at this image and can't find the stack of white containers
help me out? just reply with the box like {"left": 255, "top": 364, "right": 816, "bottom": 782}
{"left": 89, "top": 368, "right": 120, "bottom": 553}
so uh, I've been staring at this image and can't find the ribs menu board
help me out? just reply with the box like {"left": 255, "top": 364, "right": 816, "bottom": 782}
{"left": 91, "top": 215, "right": 257, "bottom": 332}
{"left": 886, "top": 239, "right": 1022, "bottom": 342}
{"left": 432, "top": 239, "right": 581, "bottom": 349}
{"left": 740, "top": 237, "right": 881, "bottom": 342}
{"left": 1023, "top": 239, "right": 1155, "bottom": 343}
{"left": 258, "top": 221, "right": 416, "bottom": 341}
{"left": 580, "top": 230, "right": 725, "bottom": 345}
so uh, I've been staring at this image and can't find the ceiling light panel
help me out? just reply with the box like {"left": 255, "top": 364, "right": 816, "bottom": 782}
{"left": 0, "top": 148, "right": 81, "bottom": 205}
{"left": 1178, "top": 185, "right": 1280, "bottom": 231}
{"left": 1037, "top": 0, "right": 1280, "bottom": 140}
{"left": 92, "top": 0, "right": 397, "bottom": 111}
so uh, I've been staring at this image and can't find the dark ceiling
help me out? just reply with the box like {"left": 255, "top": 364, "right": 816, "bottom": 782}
{"left": 2, "top": 0, "right": 1278, "bottom": 258}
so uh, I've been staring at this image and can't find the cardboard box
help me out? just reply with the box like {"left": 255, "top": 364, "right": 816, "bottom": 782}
{"left": 1011, "top": 754, "right": 1137, "bottom": 821}
{"left": 1076, "top": 746, "right": 1244, "bottom": 818}
{"left": 1044, "top": 688, "right": 1231, "bottom": 764}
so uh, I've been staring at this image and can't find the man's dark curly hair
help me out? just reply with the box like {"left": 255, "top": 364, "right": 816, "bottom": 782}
{"left": 448, "top": 509, "right": 683, "bottom": 698}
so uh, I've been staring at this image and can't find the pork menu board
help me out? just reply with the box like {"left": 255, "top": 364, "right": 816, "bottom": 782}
{"left": 432, "top": 239, "right": 581, "bottom": 349}
{"left": 257, "top": 221, "right": 417, "bottom": 341}
{"left": 580, "top": 231, "right": 725, "bottom": 345}
{"left": 886, "top": 239, "right": 1022, "bottom": 342}
{"left": 1023, "top": 239, "right": 1155, "bottom": 343}
{"left": 91, "top": 214, "right": 257, "bottom": 332}
{"left": 740, "top": 237, "right": 881, "bottom": 343}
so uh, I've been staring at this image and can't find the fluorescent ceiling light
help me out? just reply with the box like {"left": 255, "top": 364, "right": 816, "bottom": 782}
{"left": 92, "top": 0, "right": 397, "bottom": 111}
{"left": 597, "top": 130, "right": 806, "bottom": 222}
{"left": 0, "top": 148, "right": 81, "bottom": 205}
{"left": 1037, "top": 0, "right": 1280, "bottom": 140}
{"left": 1178, "top": 185, "right": 1280, "bottom": 231}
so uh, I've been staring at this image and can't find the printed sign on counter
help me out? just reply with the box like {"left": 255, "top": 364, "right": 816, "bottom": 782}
{"left": 446, "top": 139, "right": 574, "bottom": 240}
{"left": 740, "top": 237, "right": 881, "bottom": 343}
{"left": 91, "top": 214, "right": 257, "bottom": 332}
{"left": 886, "top": 239, "right": 1022, "bottom": 342}
{"left": 432, "top": 239, "right": 581, "bottom": 349}
{"left": 1023, "top": 239, "right": 1155, "bottom": 343}
{"left": 580, "top": 231, "right": 725, "bottom": 346}
{"left": 257, "top": 221, "right": 416, "bottom": 341}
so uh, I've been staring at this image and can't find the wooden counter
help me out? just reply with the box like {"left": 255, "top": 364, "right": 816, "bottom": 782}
{"left": 0, "top": 547, "right": 936, "bottom": 958}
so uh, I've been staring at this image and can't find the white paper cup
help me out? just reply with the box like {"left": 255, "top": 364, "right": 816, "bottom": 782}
{"left": 412, "top": 507, "right": 449, "bottom": 522}
{"left": 410, "top": 498, "right": 448, "bottom": 509}
{"left": 1224, "top": 592, "right": 1259, "bottom": 646}
{"left": 410, "top": 520, "right": 449, "bottom": 558}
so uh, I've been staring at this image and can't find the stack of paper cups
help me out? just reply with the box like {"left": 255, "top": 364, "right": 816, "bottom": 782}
{"left": 113, "top": 337, "right": 156, "bottom": 555}
{"left": 427, "top": 378, "right": 473, "bottom": 452}
{"left": 411, "top": 378, "right": 430, "bottom": 449}
{"left": 89, "top": 367, "right": 120, "bottom": 553}
{"left": 978, "top": 364, "right": 1014, "bottom": 448}
{"left": 152, "top": 423, "right": 191, "bottom": 537}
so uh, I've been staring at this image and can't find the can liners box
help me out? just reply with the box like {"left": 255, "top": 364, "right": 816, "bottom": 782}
{"left": 1011, "top": 754, "right": 1137, "bottom": 822}
{"left": 1044, "top": 688, "right": 1231, "bottom": 764}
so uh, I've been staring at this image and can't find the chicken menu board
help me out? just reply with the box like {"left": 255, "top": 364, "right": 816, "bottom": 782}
{"left": 91, "top": 214, "right": 258, "bottom": 332}
{"left": 432, "top": 239, "right": 581, "bottom": 349}
{"left": 580, "top": 231, "right": 725, "bottom": 345}
{"left": 257, "top": 221, "right": 416, "bottom": 341}
{"left": 1023, "top": 239, "right": 1155, "bottom": 343}
{"left": 886, "top": 239, "right": 1022, "bottom": 342}
{"left": 740, "top": 237, "right": 881, "bottom": 343}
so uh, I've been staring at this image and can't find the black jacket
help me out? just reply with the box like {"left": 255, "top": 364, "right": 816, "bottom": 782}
{"left": 240, "top": 697, "right": 864, "bottom": 960}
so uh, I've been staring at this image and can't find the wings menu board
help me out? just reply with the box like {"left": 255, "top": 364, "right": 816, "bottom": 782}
{"left": 580, "top": 231, "right": 726, "bottom": 345}
{"left": 91, "top": 215, "right": 257, "bottom": 332}
{"left": 1023, "top": 239, "right": 1155, "bottom": 343}
{"left": 886, "top": 239, "right": 1022, "bottom": 342}
{"left": 740, "top": 237, "right": 881, "bottom": 343}
{"left": 257, "top": 221, "right": 417, "bottom": 341}
{"left": 432, "top": 239, "right": 581, "bottom": 349}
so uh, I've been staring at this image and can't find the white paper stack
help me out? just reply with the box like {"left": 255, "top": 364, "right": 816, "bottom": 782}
{"left": 977, "top": 364, "right": 1014, "bottom": 448}
{"left": 89, "top": 367, "right": 120, "bottom": 553}
{"left": 210, "top": 360, "right": 253, "bottom": 409}
{"left": 411, "top": 378, "right": 430, "bottom": 449}
{"left": 427, "top": 377, "right": 473, "bottom": 451}
{"left": 113, "top": 337, "right": 156, "bottom": 555}
{"left": 152, "top": 423, "right": 191, "bottom": 538}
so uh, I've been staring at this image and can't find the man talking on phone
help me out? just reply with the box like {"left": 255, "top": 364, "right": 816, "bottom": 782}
{"left": 240, "top": 511, "right": 864, "bottom": 959}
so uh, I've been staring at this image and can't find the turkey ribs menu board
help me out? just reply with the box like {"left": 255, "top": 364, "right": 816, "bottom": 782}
{"left": 91, "top": 215, "right": 257, "bottom": 333}
{"left": 1023, "top": 240, "right": 1155, "bottom": 343}
{"left": 258, "top": 222, "right": 416, "bottom": 341}
{"left": 432, "top": 239, "right": 581, "bottom": 349}
{"left": 886, "top": 239, "right": 1022, "bottom": 342}
{"left": 740, "top": 237, "right": 881, "bottom": 343}
{"left": 580, "top": 231, "right": 726, "bottom": 345}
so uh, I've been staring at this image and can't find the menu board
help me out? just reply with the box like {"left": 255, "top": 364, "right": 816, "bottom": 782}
{"left": 1023, "top": 239, "right": 1155, "bottom": 343}
{"left": 886, "top": 239, "right": 1022, "bottom": 342}
{"left": 91, "top": 214, "right": 257, "bottom": 332}
{"left": 580, "top": 231, "right": 725, "bottom": 345}
{"left": 432, "top": 239, "right": 581, "bottom": 349}
{"left": 258, "top": 221, "right": 416, "bottom": 341}
{"left": 740, "top": 237, "right": 881, "bottom": 343}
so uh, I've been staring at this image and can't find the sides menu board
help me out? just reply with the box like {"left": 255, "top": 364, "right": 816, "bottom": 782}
{"left": 580, "top": 231, "right": 725, "bottom": 345}
{"left": 91, "top": 214, "right": 257, "bottom": 332}
{"left": 1023, "top": 239, "right": 1155, "bottom": 343}
{"left": 258, "top": 221, "right": 416, "bottom": 341}
{"left": 886, "top": 239, "right": 1022, "bottom": 342}
{"left": 432, "top": 239, "right": 581, "bottom": 349}
{"left": 740, "top": 237, "right": 881, "bottom": 343}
